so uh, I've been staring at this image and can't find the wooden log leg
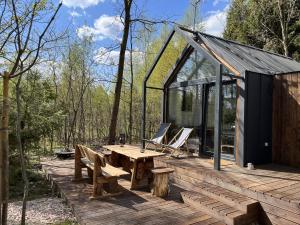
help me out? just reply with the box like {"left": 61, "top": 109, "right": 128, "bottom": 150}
{"left": 130, "top": 160, "right": 138, "bottom": 190}
{"left": 90, "top": 182, "right": 103, "bottom": 199}
{"left": 91, "top": 157, "right": 103, "bottom": 199}
{"left": 87, "top": 168, "right": 93, "bottom": 178}
{"left": 146, "top": 158, "right": 154, "bottom": 186}
{"left": 74, "top": 146, "right": 82, "bottom": 180}
{"left": 152, "top": 173, "right": 169, "bottom": 197}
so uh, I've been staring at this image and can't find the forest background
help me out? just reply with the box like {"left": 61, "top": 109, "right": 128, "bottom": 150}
{"left": 0, "top": 0, "right": 298, "bottom": 220}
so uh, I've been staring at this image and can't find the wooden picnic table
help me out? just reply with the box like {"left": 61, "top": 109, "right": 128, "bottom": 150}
{"left": 103, "top": 145, "right": 165, "bottom": 189}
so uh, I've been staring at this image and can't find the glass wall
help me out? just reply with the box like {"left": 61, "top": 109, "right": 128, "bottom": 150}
{"left": 167, "top": 85, "right": 203, "bottom": 149}
{"left": 172, "top": 51, "right": 217, "bottom": 83}
{"left": 166, "top": 50, "right": 237, "bottom": 158}
{"left": 168, "top": 86, "right": 202, "bottom": 127}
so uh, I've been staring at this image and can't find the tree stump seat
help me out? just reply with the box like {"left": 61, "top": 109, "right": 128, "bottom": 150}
{"left": 151, "top": 167, "right": 174, "bottom": 197}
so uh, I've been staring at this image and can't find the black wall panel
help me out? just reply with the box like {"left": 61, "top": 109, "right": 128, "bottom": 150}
{"left": 245, "top": 72, "right": 273, "bottom": 165}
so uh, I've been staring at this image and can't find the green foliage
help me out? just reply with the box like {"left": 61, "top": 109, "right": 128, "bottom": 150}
{"left": 9, "top": 71, "right": 65, "bottom": 153}
{"left": 224, "top": 0, "right": 300, "bottom": 60}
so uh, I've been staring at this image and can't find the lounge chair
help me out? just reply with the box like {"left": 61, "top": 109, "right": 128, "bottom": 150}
{"left": 162, "top": 128, "right": 193, "bottom": 157}
{"left": 144, "top": 123, "right": 171, "bottom": 151}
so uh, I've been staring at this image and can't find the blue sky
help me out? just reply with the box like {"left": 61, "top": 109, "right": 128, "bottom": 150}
{"left": 54, "top": 0, "right": 230, "bottom": 69}
{"left": 57, "top": 0, "right": 230, "bottom": 40}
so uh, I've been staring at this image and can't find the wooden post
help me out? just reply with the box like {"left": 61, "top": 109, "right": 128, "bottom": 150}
{"left": 92, "top": 156, "right": 103, "bottom": 198}
{"left": 214, "top": 65, "right": 223, "bottom": 171}
{"left": 1, "top": 71, "right": 10, "bottom": 225}
{"left": 74, "top": 145, "right": 82, "bottom": 180}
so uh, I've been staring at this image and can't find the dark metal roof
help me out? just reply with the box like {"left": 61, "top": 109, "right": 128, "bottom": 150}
{"left": 198, "top": 32, "right": 300, "bottom": 75}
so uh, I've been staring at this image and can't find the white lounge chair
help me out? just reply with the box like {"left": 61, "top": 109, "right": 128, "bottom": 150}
{"left": 144, "top": 123, "right": 171, "bottom": 151}
{"left": 162, "top": 128, "right": 194, "bottom": 157}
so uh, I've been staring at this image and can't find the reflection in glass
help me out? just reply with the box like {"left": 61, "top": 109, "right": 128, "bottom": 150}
{"left": 221, "top": 82, "right": 237, "bottom": 158}
{"left": 168, "top": 86, "right": 202, "bottom": 127}
{"left": 167, "top": 85, "right": 203, "bottom": 150}
{"left": 174, "top": 51, "right": 216, "bottom": 83}
{"left": 203, "top": 82, "right": 237, "bottom": 158}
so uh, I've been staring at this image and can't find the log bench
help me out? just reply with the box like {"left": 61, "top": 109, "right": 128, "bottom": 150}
{"left": 74, "top": 144, "right": 129, "bottom": 199}
{"left": 151, "top": 167, "right": 174, "bottom": 197}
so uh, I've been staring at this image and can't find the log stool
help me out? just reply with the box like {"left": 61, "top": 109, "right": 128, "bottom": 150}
{"left": 151, "top": 167, "right": 174, "bottom": 197}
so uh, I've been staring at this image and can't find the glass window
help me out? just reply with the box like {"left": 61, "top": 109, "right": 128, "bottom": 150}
{"left": 173, "top": 50, "right": 217, "bottom": 83}
{"left": 168, "top": 85, "right": 203, "bottom": 128}
{"left": 167, "top": 85, "right": 203, "bottom": 152}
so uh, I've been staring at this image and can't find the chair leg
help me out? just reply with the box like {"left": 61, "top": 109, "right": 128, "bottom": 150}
{"left": 170, "top": 148, "right": 180, "bottom": 158}
{"left": 185, "top": 141, "right": 190, "bottom": 156}
{"left": 145, "top": 142, "right": 150, "bottom": 149}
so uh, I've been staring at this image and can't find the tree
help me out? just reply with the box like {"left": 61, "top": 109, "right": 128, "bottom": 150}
{"left": 108, "top": 0, "right": 133, "bottom": 144}
{"left": 0, "top": 1, "right": 62, "bottom": 224}
{"left": 224, "top": 0, "right": 300, "bottom": 59}
{"left": 60, "top": 38, "right": 95, "bottom": 148}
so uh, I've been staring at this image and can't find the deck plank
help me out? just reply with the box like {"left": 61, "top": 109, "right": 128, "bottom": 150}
{"left": 42, "top": 159, "right": 223, "bottom": 225}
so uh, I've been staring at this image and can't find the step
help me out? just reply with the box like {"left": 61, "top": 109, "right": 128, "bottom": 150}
{"left": 181, "top": 191, "right": 258, "bottom": 225}
{"left": 192, "top": 181, "right": 260, "bottom": 215}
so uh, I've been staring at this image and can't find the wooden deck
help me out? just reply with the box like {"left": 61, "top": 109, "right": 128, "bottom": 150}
{"left": 42, "top": 159, "right": 225, "bottom": 225}
{"left": 155, "top": 156, "right": 300, "bottom": 225}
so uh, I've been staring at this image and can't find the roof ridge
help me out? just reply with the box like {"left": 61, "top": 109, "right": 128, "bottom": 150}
{"left": 197, "top": 32, "right": 293, "bottom": 60}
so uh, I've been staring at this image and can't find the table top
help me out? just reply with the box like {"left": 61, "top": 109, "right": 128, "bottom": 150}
{"left": 103, "top": 145, "right": 165, "bottom": 160}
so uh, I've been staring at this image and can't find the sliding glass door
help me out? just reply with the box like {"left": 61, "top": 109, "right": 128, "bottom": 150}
{"left": 202, "top": 81, "right": 237, "bottom": 160}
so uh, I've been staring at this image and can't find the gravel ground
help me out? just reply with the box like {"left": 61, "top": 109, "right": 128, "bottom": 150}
{"left": 8, "top": 197, "right": 77, "bottom": 225}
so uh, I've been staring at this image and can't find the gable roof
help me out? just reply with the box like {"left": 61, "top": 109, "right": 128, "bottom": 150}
{"left": 198, "top": 32, "right": 300, "bottom": 75}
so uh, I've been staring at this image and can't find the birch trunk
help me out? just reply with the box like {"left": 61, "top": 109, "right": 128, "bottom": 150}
{"left": 16, "top": 75, "right": 29, "bottom": 225}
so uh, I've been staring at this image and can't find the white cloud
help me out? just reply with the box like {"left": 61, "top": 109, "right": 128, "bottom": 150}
{"left": 77, "top": 25, "right": 103, "bottom": 40}
{"left": 77, "top": 15, "right": 123, "bottom": 41}
{"left": 203, "top": 5, "right": 229, "bottom": 37}
{"left": 94, "top": 47, "right": 120, "bottom": 65}
{"left": 212, "top": 0, "right": 229, "bottom": 7}
{"left": 62, "top": 0, "right": 104, "bottom": 9}
{"left": 69, "top": 11, "right": 81, "bottom": 17}
{"left": 94, "top": 47, "right": 144, "bottom": 66}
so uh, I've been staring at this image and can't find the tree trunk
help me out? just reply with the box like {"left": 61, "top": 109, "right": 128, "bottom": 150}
{"left": 1, "top": 71, "right": 10, "bottom": 225}
{"left": 129, "top": 25, "right": 134, "bottom": 144}
{"left": 108, "top": 0, "right": 132, "bottom": 144}
{"left": 16, "top": 75, "right": 29, "bottom": 225}
{"left": 277, "top": 0, "right": 289, "bottom": 56}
